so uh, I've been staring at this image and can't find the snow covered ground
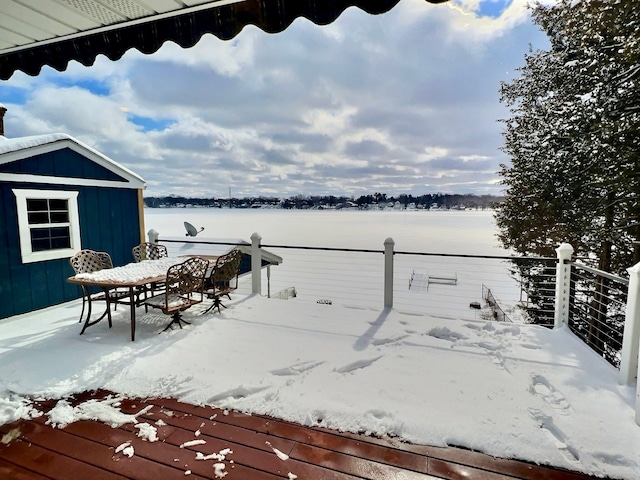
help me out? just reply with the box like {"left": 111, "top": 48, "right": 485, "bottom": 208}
{"left": 1, "top": 209, "right": 639, "bottom": 479}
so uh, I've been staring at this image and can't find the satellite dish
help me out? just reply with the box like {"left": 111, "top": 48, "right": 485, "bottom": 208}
{"left": 184, "top": 221, "right": 204, "bottom": 237}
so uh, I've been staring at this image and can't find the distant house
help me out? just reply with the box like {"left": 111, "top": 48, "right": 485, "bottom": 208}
{"left": 0, "top": 107, "right": 146, "bottom": 320}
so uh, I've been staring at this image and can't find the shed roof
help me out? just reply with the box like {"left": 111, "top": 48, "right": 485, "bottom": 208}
{"left": 0, "top": 133, "right": 145, "bottom": 189}
{"left": 0, "top": 0, "right": 447, "bottom": 81}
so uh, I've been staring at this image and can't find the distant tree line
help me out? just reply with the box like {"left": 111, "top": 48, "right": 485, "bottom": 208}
{"left": 143, "top": 193, "right": 503, "bottom": 210}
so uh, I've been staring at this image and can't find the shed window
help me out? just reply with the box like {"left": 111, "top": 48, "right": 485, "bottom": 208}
{"left": 13, "top": 189, "right": 81, "bottom": 263}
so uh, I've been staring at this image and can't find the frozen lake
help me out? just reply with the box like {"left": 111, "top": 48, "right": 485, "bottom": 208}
{"left": 144, "top": 207, "right": 504, "bottom": 254}
{"left": 144, "top": 208, "right": 527, "bottom": 322}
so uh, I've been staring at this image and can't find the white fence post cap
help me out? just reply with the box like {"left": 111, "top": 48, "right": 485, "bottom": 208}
{"left": 556, "top": 243, "right": 574, "bottom": 255}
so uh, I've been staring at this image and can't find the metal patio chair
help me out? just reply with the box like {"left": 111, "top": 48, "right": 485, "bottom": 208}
{"left": 132, "top": 242, "right": 169, "bottom": 262}
{"left": 132, "top": 242, "right": 169, "bottom": 304}
{"left": 203, "top": 249, "right": 243, "bottom": 314}
{"left": 143, "top": 256, "right": 209, "bottom": 331}
{"left": 69, "top": 249, "right": 127, "bottom": 332}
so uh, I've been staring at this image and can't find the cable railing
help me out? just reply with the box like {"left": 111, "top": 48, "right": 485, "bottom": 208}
{"left": 568, "top": 262, "right": 629, "bottom": 369}
{"left": 482, "top": 284, "right": 512, "bottom": 322}
{"left": 156, "top": 235, "right": 636, "bottom": 377}
{"left": 158, "top": 236, "right": 558, "bottom": 324}
{"left": 515, "top": 261, "right": 558, "bottom": 327}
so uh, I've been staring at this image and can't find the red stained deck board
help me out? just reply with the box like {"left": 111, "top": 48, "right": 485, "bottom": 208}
{"left": 60, "top": 419, "right": 278, "bottom": 480}
{"left": 1, "top": 419, "right": 175, "bottom": 480}
{"left": 152, "top": 396, "right": 595, "bottom": 480}
{"left": 125, "top": 401, "right": 297, "bottom": 456}
{"left": 0, "top": 457, "right": 52, "bottom": 480}
{"left": 0, "top": 391, "right": 610, "bottom": 480}
{"left": 428, "top": 458, "right": 517, "bottom": 480}
{"left": 0, "top": 423, "right": 128, "bottom": 480}
{"left": 290, "top": 442, "right": 433, "bottom": 479}
{"left": 152, "top": 397, "right": 430, "bottom": 472}
{"left": 136, "top": 415, "right": 363, "bottom": 480}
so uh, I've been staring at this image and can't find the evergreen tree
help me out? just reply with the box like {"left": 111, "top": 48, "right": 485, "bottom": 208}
{"left": 496, "top": 0, "right": 640, "bottom": 276}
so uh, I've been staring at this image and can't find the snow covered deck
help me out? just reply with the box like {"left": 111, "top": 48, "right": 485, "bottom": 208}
{"left": 0, "top": 389, "right": 598, "bottom": 480}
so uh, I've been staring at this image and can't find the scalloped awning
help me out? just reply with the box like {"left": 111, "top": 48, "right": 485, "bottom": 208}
{"left": 0, "top": 0, "right": 447, "bottom": 81}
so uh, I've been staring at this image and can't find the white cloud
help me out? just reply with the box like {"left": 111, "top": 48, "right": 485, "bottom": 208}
{"left": 147, "top": 33, "right": 258, "bottom": 77}
{"left": 0, "top": 0, "right": 549, "bottom": 198}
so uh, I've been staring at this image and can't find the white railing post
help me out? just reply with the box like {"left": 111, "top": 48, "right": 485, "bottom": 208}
{"left": 620, "top": 264, "right": 640, "bottom": 393}
{"left": 147, "top": 229, "right": 159, "bottom": 243}
{"left": 554, "top": 243, "right": 574, "bottom": 329}
{"left": 251, "top": 232, "right": 262, "bottom": 295}
{"left": 384, "top": 237, "right": 394, "bottom": 308}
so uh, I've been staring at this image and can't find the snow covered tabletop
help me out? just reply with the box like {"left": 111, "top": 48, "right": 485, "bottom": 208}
{"left": 74, "top": 258, "right": 182, "bottom": 284}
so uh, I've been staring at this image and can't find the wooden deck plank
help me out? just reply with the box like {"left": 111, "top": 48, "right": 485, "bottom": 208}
{"left": 428, "top": 458, "right": 517, "bottom": 480}
{"left": 2, "top": 419, "right": 172, "bottom": 480}
{"left": 0, "top": 391, "right": 610, "bottom": 480}
{"left": 153, "top": 396, "right": 595, "bottom": 480}
{"left": 59, "top": 419, "right": 248, "bottom": 480}
{"left": 115, "top": 396, "right": 364, "bottom": 479}
{"left": 0, "top": 457, "right": 52, "bottom": 480}
{"left": 290, "top": 441, "right": 434, "bottom": 479}
{"left": 147, "top": 397, "right": 435, "bottom": 475}
{"left": 0, "top": 422, "right": 128, "bottom": 480}
{"left": 120, "top": 399, "right": 297, "bottom": 456}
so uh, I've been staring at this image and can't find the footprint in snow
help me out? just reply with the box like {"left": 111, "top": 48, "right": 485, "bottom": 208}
{"left": 207, "top": 385, "right": 269, "bottom": 403}
{"left": 371, "top": 335, "right": 409, "bottom": 346}
{"left": 427, "top": 326, "right": 468, "bottom": 342}
{"left": 270, "top": 361, "right": 324, "bottom": 376}
{"left": 528, "top": 407, "right": 580, "bottom": 462}
{"left": 529, "top": 374, "right": 572, "bottom": 414}
{"left": 335, "top": 356, "right": 383, "bottom": 374}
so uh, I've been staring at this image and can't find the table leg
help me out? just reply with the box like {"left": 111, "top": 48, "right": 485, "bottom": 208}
{"left": 129, "top": 287, "right": 136, "bottom": 341}
{"left": 79, "top": 287, "right": 111, "bottom": 335}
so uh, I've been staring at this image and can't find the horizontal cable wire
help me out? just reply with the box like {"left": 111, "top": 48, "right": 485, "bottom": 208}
{"left": 567, "top": 263, "right": 628, "bottom": 368}
{"left": 159, "top": 238, "right": 631, "bottom": 368}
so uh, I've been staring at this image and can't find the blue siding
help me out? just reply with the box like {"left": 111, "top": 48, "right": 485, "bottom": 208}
{"left": 0, "top": 148, "right": 127, "bottom": 182}
{"left": 0, "top": 179, "right": 142, "bottom": 320}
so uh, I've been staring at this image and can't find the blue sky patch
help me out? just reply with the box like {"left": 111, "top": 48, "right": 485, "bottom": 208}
{"left": 0, "top": 85, "right": 29, "bottom": 105}
{"left": 478, "top": 0, "right": 512, "bottom": 18}
{"left": 129, "top": 114, "right": 174, "bottom": 132}
{"left": 52, "top": 77, "right": 111, "bottom": 96}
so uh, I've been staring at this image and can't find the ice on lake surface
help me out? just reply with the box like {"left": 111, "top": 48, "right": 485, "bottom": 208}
{"left": 146, "top": 207, "right": 501, "bottom": 253}
{"left": 146, "top": 208, "right": 525, "bottom": 323}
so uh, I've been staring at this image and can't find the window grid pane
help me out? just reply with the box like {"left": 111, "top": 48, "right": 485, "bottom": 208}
{"left": 27, "top": 211, "right": 50, "bottom": 224}
{"left": 26, "top": 198, "right": 48, "bottom": 213}
{"left": 30, "top": 226, "right": 71, "bottom": 252}
{"left": 26, "top": 198, "right": 70, "bottom": 226}
{"left": 50, "top": 211, "right": 70, "bottom": 223}
{"left": 26, "top": 196, "right": 72, "bottom": 252}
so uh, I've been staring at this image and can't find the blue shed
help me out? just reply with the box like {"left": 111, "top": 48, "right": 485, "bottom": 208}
{"left": 0, "top": 124, "right": 146, "bottom": 320}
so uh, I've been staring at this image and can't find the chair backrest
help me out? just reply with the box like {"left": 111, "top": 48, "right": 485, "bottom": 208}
{"left": 69, "top": 249, "right": 105, "bottom": 275}
{"left": 165, "top": 257, "right": 209, "bottom": 298}
{"left": 210, "top": 249, "right": 243, "bottom": 287}
{"left": 132, "top": 242, "right": 168, "bottom": 262}
{"left": 95, "top": 251, "right": 114, "bottom": 269}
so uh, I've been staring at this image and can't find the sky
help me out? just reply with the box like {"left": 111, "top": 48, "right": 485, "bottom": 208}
{"left": 1, "top": 210, "right": 639, "bottom": 480}
{"left": 0, "top": 0, "right": 551, "bottom": 199}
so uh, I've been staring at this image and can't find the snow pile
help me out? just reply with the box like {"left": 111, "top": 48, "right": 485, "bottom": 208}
{"left": 46, "top": 396, "right": 149, "bottom": 429}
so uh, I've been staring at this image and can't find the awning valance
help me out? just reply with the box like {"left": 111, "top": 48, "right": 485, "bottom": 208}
{"left": 0, "top": 0, "right": 447, "bottom": 81}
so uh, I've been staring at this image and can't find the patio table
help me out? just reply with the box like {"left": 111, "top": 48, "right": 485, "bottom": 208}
{"left": 67, "top": 257, "right": 181, "bottom": 341}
